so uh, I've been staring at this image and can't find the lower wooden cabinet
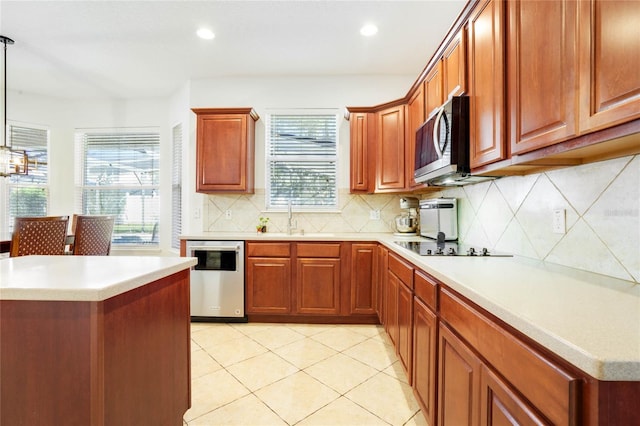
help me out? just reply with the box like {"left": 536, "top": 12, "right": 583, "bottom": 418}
{"left": 397, "top": 281, "right": 413, "bottom": 381}
{"left": 246, "top": 243, "right": 292, "bottom": 314}
{"left": 385, "top": 271, "right": 400, "bottom": 346}
{"left": 296, "top": 256, "right": 341, "bottom": 315}
{"left": 350, "top": 243, "right": 378, "bottom": 315}
{"left": 412, "top": 296, "right": 438, "bottom": 426}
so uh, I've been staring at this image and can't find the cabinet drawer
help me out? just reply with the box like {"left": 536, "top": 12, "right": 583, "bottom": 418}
{"left": 440, "top": 287, "right": 579, "bottom": 425}
{"left": 389, "top": 253, "right": 413, "bottom": 288}
{"left": 414, "top": 270, "right": 437, "bottom": 311}
{"left": 247, "top": 242, "right": 290, "bottom": 257}
{"left": 297, "top": 243, "right": 340, "bottom": 258}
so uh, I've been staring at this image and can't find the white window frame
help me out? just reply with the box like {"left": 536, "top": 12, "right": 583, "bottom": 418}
{"left": 265, "top": 109, "right": 339, "bottom": 212}
{"left": 171, "top": 123, "right": 182, "bottom": 250}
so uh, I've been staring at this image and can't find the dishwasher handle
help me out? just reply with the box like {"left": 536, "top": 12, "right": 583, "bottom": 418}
{"left": 188, "top": 244, "right": 242, "bottom": 253}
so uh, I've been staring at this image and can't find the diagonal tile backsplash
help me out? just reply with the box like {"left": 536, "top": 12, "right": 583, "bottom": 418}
{"left": 204, "top": 155, "right": 639, "bottom": 284}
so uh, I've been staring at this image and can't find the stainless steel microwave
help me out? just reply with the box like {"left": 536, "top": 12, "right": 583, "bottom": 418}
{"left": 414, "top": 96, "right": 495, "bottom": 186}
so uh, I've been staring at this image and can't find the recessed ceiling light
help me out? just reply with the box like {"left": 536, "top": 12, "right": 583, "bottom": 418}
{"left": 360, "top": 24, "right": 378, "bottom": 37}
{"left": 197, "top": 28, "right": 215, "bottom": 40}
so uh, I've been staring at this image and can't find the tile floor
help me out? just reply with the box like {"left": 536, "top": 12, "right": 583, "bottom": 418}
{"left": 184, "top": 322, "right": 427, "bottom": 426}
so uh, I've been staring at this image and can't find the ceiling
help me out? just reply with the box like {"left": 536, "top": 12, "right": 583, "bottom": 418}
{"left": 0, "top": 0, "right": 467, "bottom": 100}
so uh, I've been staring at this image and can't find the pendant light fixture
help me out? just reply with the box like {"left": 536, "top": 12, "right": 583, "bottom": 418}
{"left": 0, "top": 35, "right": 27, "bottom": 177}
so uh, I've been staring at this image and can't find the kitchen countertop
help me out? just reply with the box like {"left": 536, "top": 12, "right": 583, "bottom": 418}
{"left": 182, "top": 232, "right": 640, "bottom": 381}
{"left": 0, "top": 255, "right": 197, "bottom": 302}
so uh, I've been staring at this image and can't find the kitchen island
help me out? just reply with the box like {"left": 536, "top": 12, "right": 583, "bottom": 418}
{"left": 0, "top": 255, "right": 197, "bottom": 426}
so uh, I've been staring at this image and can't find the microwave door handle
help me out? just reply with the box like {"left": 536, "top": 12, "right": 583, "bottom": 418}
{"left": 432, "top": 106, "right": 446, "bottom": 159}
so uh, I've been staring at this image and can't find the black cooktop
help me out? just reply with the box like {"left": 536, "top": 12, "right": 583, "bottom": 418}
{"left": 394, "top": 240, "right": 512, "bottom": 257}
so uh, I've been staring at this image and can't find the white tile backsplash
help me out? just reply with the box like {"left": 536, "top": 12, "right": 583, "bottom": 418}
{"left": 203, "top": 155, "right": 639, "bottom": 284}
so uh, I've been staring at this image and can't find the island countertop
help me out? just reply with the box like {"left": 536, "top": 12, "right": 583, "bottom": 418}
{"left": 0, "top": 255, "right": 197, "bottom": 302}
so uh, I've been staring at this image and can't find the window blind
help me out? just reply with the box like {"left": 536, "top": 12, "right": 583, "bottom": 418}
{"left": 171, "top": 123, "right": 182, "bottom": 250}
{"left": 266, "top": 113, "right": 338, "bottom": 209}
{"left": 4, "top": 125, "right": 49, "bottom": 232}
{"left": 77, "top": 129, "right": 160, "bottom": 247}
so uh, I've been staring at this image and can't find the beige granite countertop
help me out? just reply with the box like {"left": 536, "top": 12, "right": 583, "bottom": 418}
{"left": 181, "top": 232, "right": 640, "bottom": 381}
{"left": 0, "top": 255, "right": 197, "bottom": 302}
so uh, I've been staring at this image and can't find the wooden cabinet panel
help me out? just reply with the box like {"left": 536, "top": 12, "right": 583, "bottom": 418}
{"left": 377, "top": 245, "right": 389, "bottom": 322}
{"left": 376, "top": 105, "right": 407, "bottom": 191}
{"left": 192, "top": 108, "right": 258, "bottom": 193}
{"left": 468, "top": 0, "right": 506, "bottom": 168}
{"left": 296, "top": 258, "right": 341, "bottom": 315}
{"left": 480, "top": 365, "right": 548, "bottom": 426}
{"left": 247, "top": 242, "right": 290, "bottom": 257}
{"left": 297, "top": 243, "right": 340, "bottom": 258}
{"left": 508, "top": 0, "right": 578, "bottom": 155}
{"left": 425, "top": 64, "right": 443, "bottom": 118}
{"left": 350, "top": 243, "right": 378, "bottom": 315}
{"left": 398, "top": 281, "right": 414, "bottom": 381}
{"left": 407, "top": 84, "right": 425, "bottom": 188}
{"left": 389, "top": 252, "right": 414, "bottom": 289}
{"left": 442, "top": 28, "right": 467, "bottom": 99}
{"left": 349, "top": 112, "right": 375, "bottom": 193}
{"left": 413, "top": 297, "right": 438, "bottom": 426}
{"left": 579, "top": 0, "right": 640, "bottom": 132}
{"left": 438, "top": 323, "right": 481, "bottom": 426}
{"left": 414, "top": 270, "right": 438, "bottom": 311}
{"left": 246, "top": 257, "right": 292, "bottom": 314}
{"left": 385, "top": 271, "right": 399, "bottom": 347}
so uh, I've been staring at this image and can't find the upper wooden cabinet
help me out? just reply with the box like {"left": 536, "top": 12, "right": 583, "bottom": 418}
{"left": 376, "top": 104, "right": 407, "bottom": 192}
{"left": 407, "top": 84, "right": 425, "bottom": 188}
{"left": 508, "top": 0, "right": 579, "bottom": 155}
{"left": 424, "top": 64, "right": 443, "bottom": 119}
{"left": 442, "top": 28, "right": 467, "bottom": 100}
{"left": 192, "top": 108, "right": 259, "bottom": 193}
{"left": 578, "top": 0, "right": 640, "bottom": 133}
{"left": 349, "top": 112, "right": 375, "bottom": 193}
{"left": 468, "top": 0, "right": 506, "bottom": 169}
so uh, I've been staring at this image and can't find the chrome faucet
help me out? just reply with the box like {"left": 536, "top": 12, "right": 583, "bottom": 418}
{"left": 287, "top": 200, "right": 298, "bottom": 235}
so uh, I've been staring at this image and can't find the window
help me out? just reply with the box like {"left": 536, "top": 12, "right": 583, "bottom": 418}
{"left": 2, "top": 124, "right": 49, "bottom": 233}
{"left": 76, "top": 129, "right": 160, "bottom": 247}
{"left": 266, "top": 111, "right": 338, "bottom": 210}
{"left": 171, "top": 123, "right": 182, "bottom": 250}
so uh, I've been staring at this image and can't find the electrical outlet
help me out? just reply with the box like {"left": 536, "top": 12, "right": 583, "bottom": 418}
{"left": 194, "top": 207, "right": 201, "bottom": 219}
{"left": 369, "top": 209, "right": 381, "bottom": 220}
{"left": 225, "top": 209, "right": 232, "bottom": 220}
{"left": 553, "top": 209, "right": 566, "bottom": 234}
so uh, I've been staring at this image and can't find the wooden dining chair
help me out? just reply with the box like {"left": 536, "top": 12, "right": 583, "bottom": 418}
{"left": 71, "top": 215, "right": 115, "bottom": 256}
{"left": 10, "top": 216, "right": 70, "bottom": 257}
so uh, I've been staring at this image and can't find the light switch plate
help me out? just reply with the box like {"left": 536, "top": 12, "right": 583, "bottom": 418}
{"left": 369, "top": 209, "right": 380, "bottom": 220}
{"left": 553, "top": 209, "right": 565, "bottom": 234}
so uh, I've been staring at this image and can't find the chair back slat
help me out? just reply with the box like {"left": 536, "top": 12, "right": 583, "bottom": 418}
{"left": 10, "top": 216, "right": 69, "bottom": 257}
{"left": 72, "top": 215, "right": 115, "bottom": 256}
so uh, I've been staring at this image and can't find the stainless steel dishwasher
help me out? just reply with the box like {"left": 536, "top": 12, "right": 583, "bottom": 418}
{"left": 186, "top": 240, "right": 246, "bottom": 322}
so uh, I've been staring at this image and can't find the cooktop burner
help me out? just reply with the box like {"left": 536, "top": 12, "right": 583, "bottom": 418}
{"left": 394, "top": 240, "right": 512, "bottom": 257}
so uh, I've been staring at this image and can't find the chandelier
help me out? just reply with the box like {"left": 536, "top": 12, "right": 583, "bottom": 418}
{"left": 0, "top": 35, "right": 27, "bottom": 177}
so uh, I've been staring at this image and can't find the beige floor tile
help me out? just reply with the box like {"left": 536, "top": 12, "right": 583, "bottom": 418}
{"left": 229, "top": 322, "right": 277, "bottom": 336}
{"left": 346, "top": 373, "right": 419, "bottom": 426}
{"left": 184, "top": 369, "right": 250, "bottom": 422}
{"left": 249, "top": 325, "right": 306, "bottom": 350}
{"left": 310, "top": 327, "right": 369, "bottom": 351}
{"left": 383, "top": 360, "right": 410, "bottom": 384}
{"left": 191, "top": 348, "right": 223, "bottom": 380}
{"left": 272, "top": 337, "right": 338, "bottom": 369}
{"left": 254, "top": 371, "right": 340, "bottom": 425}
{"left": 283, "top": 323, "right": 338, "bottom": 337}
{"left": 191, "top": 323, "right": 245, "bottom": 348}
{"left": 226, "top": 351, "right": 299, "bottom": 392}
{"left": 339, "top": 324, "right": 387, "bottom": 338}
{"left": 189, "top": 394, "right": 287, "bottom": 426}
{"left": 404, "top": 410, "right": 429, "bottom": 426}
{"left": 297, "top": 396, "right": 389, "bottom": 426}
{"left": 203, "top": 335, "right": 268, "bottom": 367}
{"left": 343, "top": 338, "right": 397, "bottom": 370}
{"left": 304, "top": 353, "right": 379, "bottom": 394}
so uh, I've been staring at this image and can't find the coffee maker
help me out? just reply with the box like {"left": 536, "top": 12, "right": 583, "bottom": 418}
{"left": 394, "top": 197, "right": 420, "bottom": 236}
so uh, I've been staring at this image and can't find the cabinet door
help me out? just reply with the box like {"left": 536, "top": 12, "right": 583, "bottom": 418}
{"left": 508, "top": 0, "right": 578, "bottom": 155}
{"left": 468, "top": 0, "right": 506, "bottom": 169}
{"left": 385, "top": 271, "right": 399, "bottom": 346}
{"left": 296, "top": 258, "right": 341, "bottom": 315}
{"left": 442, "top": 28, "right": 467, "bottom": 99}
{"left": 397, "top": 281, "right": 414, "bottom": 383}
{"left": 350, "top": 243, "right": 378, "bottom": 315}
{"left": 579, "top": 0, "right": 640, "bottom": 132}
{"left": 425, "top": 64, "right": 443, "bottom": 118}
{"left": 194, "top": 110, "right": 257, "bottom": 193}
{"left": 480, "top": 365, "right": 548, "bottom": 426}
{"left": 438, "top": 323, "right": 481, "bottom": 426}
{"left": 377, "top": 245, "right": 389, "bottom": 322}
{"left": 246, "top": 257, "right": 291, "bottom": 314}
{"left": 407, "top": 85, "right": 425, "bottom": 188}
{"left": 349, "top": 112, "right": 375, "bottom": 193}
{"left": 413, "top": 297, "right": 438, "bottom": 426}
{"left": 376, "top": 105, "right": 406, "bottom": 192}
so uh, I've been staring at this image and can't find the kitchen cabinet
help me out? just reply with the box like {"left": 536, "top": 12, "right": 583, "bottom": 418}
{"left": 192, "top": 108, "right": 259, "bottom": 193}
{"left": 246, "top": 242, "right": 292, "bottom": 314}
{"left": 424, "top": 64, "right": 443, "bottom": 119}
{"left": 508, "top": 0, "right": 579, "bottom": 155}
{"left": 387, "top": 253, "right": 414, "bottom": 379}
{"left": 467, "top": 0, "right": 506, "bottom": 169}
{"left": 442, "top": 27, "right": 467, "bottom": 100}
{"left": 376, "top": 104, "right": 407, "bottom": 192}
{"left": 407, "top": 84, "right": 425, "bottom": 188}
{"left": 350, "top": 243, "right": 378, "bottom": 315}
{"left": 377, "top": 244, "right": 389, "bottom": 322}
{"left": 349, "top": 112, "right": 376, "bottom": 193}
{"left": 578, "top": 0, "right": 640, "bottom": 133}
{"left": 296, "top": 243, "right": 341, "bottom": 315}
{"left": 412, "top": 271, "right": 438, "bottom": 426}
